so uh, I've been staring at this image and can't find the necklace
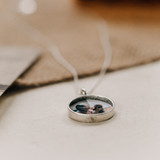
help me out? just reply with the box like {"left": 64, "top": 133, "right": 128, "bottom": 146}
{"left": 6, "top": 1, "right": 115, "bottom": 123}
{"left": 67, "top": 22, "right": 115, "bottom": 123}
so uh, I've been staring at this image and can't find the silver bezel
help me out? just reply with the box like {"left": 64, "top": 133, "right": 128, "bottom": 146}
{"left": 68, "top": 95, "right": 115, "bottom": 123}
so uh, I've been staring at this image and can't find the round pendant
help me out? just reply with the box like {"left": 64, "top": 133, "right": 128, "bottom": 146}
{"left": 68, "top": 95, "right": 115, "bottom": 123}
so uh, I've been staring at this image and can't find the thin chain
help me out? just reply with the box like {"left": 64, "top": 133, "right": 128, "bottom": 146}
{"left": 89, "top": 21, "right": 112, "bottom": 94}
{"left": 49, "top": 20, "right": 112, "bottom": 95}
{"left": 5, "top": 1, "right": 112, "bottom": 95}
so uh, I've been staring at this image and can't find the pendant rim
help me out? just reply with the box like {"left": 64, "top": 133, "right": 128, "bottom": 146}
{"left": 68, "top": 95, "right": 115, "bottom": 123}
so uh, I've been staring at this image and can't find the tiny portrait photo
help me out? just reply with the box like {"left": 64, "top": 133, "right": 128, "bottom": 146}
{"left": 71, "top": 99, "right": 113, "bottom": 114}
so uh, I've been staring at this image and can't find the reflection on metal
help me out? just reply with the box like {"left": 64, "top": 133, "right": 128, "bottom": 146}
{"left": 0, "top": 85, "right": 8, "bottom": 96}
{"left": 0, "top": 84, "right": 8, "bottom": 91}
{"left": 18, "top": 0, "right": 37, "bottom": 15}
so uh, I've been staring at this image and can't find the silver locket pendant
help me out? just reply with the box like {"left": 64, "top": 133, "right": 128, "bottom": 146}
{"left": 68, "top": 90, "right": 115, "bottom": 123}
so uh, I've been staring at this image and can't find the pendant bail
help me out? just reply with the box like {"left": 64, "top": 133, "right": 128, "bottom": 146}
{"left": 80, "top": 88, "right": 87, "bottom": 95}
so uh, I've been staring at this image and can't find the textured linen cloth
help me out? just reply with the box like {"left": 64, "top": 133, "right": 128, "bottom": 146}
{"left": 0, "top": 0, "right": 160, "bottom": 87}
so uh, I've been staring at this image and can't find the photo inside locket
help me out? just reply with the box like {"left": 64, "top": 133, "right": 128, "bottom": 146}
{"left": 70, "top": 99, "right": 113, "bottom": 114}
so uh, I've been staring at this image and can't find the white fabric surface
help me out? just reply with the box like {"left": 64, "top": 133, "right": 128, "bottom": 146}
{"left": 0, "top": 61, "right": 160, "bottom": 160}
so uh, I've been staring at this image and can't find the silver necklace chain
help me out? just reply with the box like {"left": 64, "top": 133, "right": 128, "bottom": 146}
{"left": 48, "top": 20, "right": 112, "bottom": 95}
{"left": 5, "top": 1, "right": 112, "bottom": 96}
